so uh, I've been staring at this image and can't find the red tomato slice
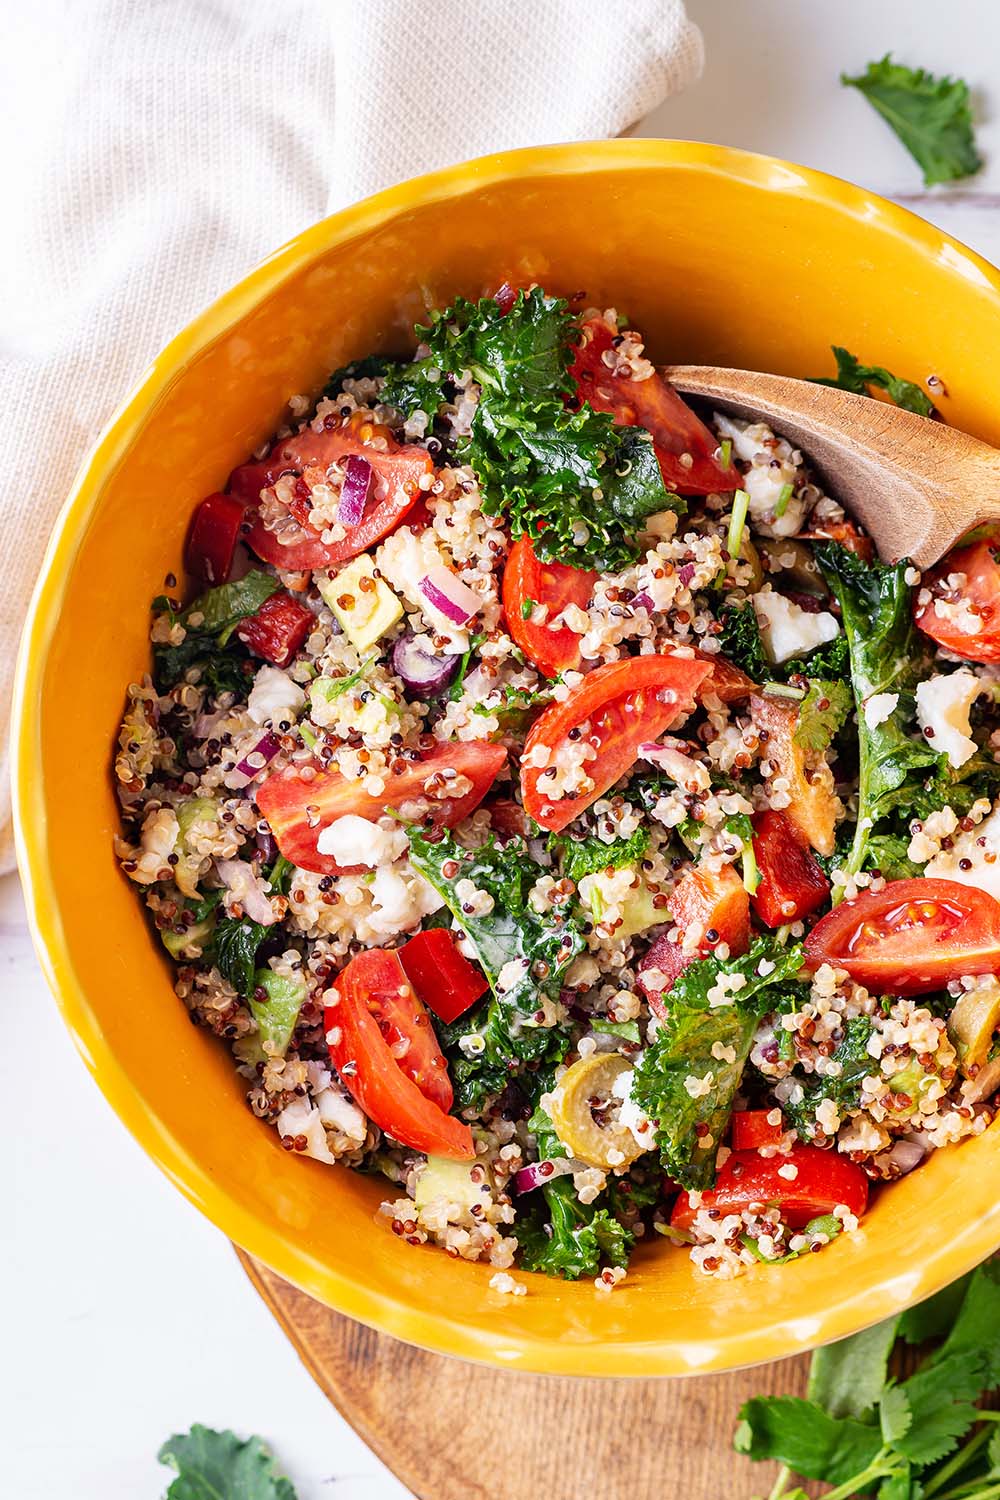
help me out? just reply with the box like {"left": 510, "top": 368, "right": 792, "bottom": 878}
{"left": 236, "top": 592, "right": 314, "bottom": 669}
{"left": 258, "top": 741, "right": 507, "bottom": 876}
{"left": 185, "top": 492, "right": 247, "bottom": 587}
{"left": 751, "top": 810, "right": 830, "bottom": 928}
{"left": 568, "top": 315, "right": 740, "bottom": 496}
{"left": 502, "top": 534, "right": 597, "bottom": 678}
{"left": 521, "top": 654, "right": 711, "bottom": 833}
{"left": 636, "top": 862, "right": 750, "bottom": 1018}
{"left": 231, "top": 427, "right": 433, "bottom": 572}
{"left": 805, "top": 878, "right": 1000, "bottom": 995}
{"left": 914, "top": 530, "right": 1000, "bottom": 662}
{"left": 399, "top": 929, "right": 489, "bottom": 1025}
{"left": 696, "top": 648, "right": 757, "bottom": 703}
{"left": 325, "top": 949, "right": 473, "bottom": 1159}
{"left": 730, "top": 1110, "right": 785, "bottom": 1151}
{"left": 671, "top": 1146, "right": 869, "bottom": 1232}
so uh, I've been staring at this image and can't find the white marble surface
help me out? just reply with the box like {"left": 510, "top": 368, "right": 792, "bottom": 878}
{"left": 8, "top": 3, "right": 1000, "bottom": 1496}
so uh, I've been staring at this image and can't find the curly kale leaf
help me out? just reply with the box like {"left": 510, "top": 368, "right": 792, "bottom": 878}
{"left": 842, "top": 55, "right": 981, "bottom": 187}
{"left": 420, "top": 286, "right": 578, "bottom": 405}
{"left": 816, "top": 543, "right": 941, "bottom": 884}
{"left": 784, "top": 1016, "right": 876, "bottom": 1141}
{"left": 547, "top": 827, "right": 649, "bottom": 884}
{"left": 717, "top": 600, "right": 850, "bottom": 685}
{"left": 630, "top": 941, "right": 807, "bottom": 1189}
{"left": 794, "top": 679, "right": 854, "bottom": 754}
{"left": 514, "top": 1177, "right": 634, "bottom": 1280}
{"left": 407, "top": 828, "right": 584, "bottom": 1109}
{"left": 158, "top": 1424, "right": 297, "bottom": 1500}
{"left": 152, "top": 572, "right": 279, "bottom": 695}
{"left": 813, "top": 345, "right": 937, "bottom": 417}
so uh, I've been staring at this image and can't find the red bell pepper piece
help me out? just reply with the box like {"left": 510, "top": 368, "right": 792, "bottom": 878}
{"left": 236, "top": 592, "right": 313, "bottom": 669}
{"left": 399, "top": 928, "right": 489, "bottom": 1025}
{"left": 730, "top": 1109, "right": 786, "bottom": 1151}
{"left": 185, "top": 492, "right": 247, "bottom": 587}
{"left": 751, "top": 809, "right": 830, "bottom": 928}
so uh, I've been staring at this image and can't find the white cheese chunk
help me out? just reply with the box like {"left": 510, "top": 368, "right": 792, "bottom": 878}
{"left": 863, "top": 692, "right": 899, "bottom": 730}
{"left": 915, "top": 670, "right": 981, "bottom": 769}
{"left": 927, "top": 803, "right": 1000, "bottom": 902}
{"left": 752, "top": 586, "right": 840, "bottom": 665}
{"left": 247, "top": 665, "right": 305, "bottom": 726}
{"left": 315, "top": 813, "right": 409, "bottom": 867}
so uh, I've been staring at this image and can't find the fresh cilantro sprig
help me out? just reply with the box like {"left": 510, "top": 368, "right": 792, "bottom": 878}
{"left": 735, "top": 1260, "right": 1000, "bottom": 1500}
{"left": 842, "top": 54, "right": 982, "bottom": 187}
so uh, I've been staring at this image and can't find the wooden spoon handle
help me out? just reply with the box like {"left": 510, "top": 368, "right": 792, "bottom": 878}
{"left": 665, "top": 365, "right": 1000, "bottom": 566}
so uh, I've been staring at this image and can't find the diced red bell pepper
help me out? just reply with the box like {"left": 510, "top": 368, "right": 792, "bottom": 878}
{"left": 730, "top": 1109, "right": 786, "bottom": 1151}
{"left": 751, "top": 809, "right": 830, "bottom": 928}
{"left": 236, "top": 592, "right": 313, "bottom": 669}
{"left": 399, "top": 928, "right": 489, "bottom": 1025}
{"left": 185, "top": 492, "right": 247, "bottom": 587}
{"left": 671, "top": 1146, "right": 869, "bottom": 1232}
{"left": 637, "top": 863, "right": 750, "bottom": 1019}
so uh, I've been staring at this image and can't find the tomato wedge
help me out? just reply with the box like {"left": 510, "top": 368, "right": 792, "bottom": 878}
{"left": 236, "top": 591, "right": 314, "bottom": 668}
{"left": 325, "top": 949, "right": 473, "bottom": 1159}
{"left": 502, "top": 534, "right": 597, "bottom": 678}
{"left": 751, "top": 810, "right": 830, "bottom": 928}
{"left": 671, "top": 1146, "right": 869, "bottom": 1232}
{"left": 185, "top": 492, "right": 246, "bottom": 587}
{"left": 636, "top": 862, "right": 750, "bottom": 1018}
{"left": 697, "top": 649, "right": 757, "bottom": 703}
{"left": 569, "top": 315, "right": 740, "bottom": 496}
{"left": 914, "top": 530, "right": 1000, "bottom": 662}
{"left": 730, "top": 1110, "right": 785, "bottom": 1151}
{"left": 399, "top": 928, "right": 489, "bottom": 1025}
{"left": 258, "top": 741, "right": 507, "bottom": 876}
{"left": 232, "top": 427, "right": 433, "bottom": 572}
{"left": 750, "top": 694, "right": 837, "bottom": 857}
{"left": 805, "top": 878, "right": 1000, "bottom": 995}
{"left": 521, "top": 654, "right": 711, "bottom": 833}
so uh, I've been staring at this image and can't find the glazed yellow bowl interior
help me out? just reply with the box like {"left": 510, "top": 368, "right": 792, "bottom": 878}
{"left": 15, "top": 141, "right": 1000, "bottom": 1377}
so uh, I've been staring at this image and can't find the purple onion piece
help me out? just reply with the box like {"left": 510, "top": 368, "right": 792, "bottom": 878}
{"left": 418, "top": 565, "right": 481, "bottom": 626}
{"left": 677, "top": 563, "right": 696, "bottom": 586}
{"left": 338, "top": 454, "right": 372, "bottom": 526}
{"left": 256, "top": 829, "right": 277, "bottom": 864}
{"left": 631, "top": 591, "right": 654, "bottom": 612}
{"left": 513, "top": 1160, "right": 572, "bottom": 1195}
{"left": 234, "top": 730, "right": 282, "bottom": 782}
{"left": 391, "top": 634, "right": 460, "bottom": 697}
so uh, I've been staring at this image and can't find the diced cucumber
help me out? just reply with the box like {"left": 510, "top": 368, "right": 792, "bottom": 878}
{"left": 414, "top": 1155, "right": 487, "bottom": 1212}
{"left": 249, "top": 969, "right": 307, "bottom": 1056}
{"left": 160, "top": 912, "right": 216, "bottom": 960}
{"left": 317, "top": 556, "right": 403, "bottom": 650}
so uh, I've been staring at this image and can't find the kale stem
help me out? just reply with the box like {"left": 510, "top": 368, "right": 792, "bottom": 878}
{"left": 765, "top": 1463, "right": 793, "bottom": 1500}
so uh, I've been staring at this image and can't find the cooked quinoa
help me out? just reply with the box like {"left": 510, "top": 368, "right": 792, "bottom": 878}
{"left": 116, "top": 286, "right": 1000, "bottom": 1286}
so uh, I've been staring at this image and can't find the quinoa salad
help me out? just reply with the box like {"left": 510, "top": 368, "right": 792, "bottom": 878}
{"left": 116, "top": 286, "right": 1000, "bottom": 1289}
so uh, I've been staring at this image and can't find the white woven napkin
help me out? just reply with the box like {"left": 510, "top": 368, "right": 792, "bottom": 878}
{"left": 0, "top": 0, "right": 703, "bottom": 874}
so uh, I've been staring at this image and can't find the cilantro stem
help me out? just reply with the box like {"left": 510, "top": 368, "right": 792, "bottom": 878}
{"left": 924, "top": 1423, "right": 1000, "bottom": 1499}
{"left": 765, "top": 1463, "right": 793, "bottom": 1500}
{"left": 818, "top": 1453, "right": 903, "bottom": 1500}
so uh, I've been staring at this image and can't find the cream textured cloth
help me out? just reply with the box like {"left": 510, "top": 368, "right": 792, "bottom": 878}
{"left": 0, "top": 0, "right": 703, "bottom": 873}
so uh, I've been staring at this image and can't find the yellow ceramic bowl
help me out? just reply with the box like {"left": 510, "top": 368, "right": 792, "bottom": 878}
{"left": 14, "top": 141, "right": 1000, "bottom": 1376}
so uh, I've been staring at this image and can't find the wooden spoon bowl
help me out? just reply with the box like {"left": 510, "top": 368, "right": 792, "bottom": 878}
{"left": 664, "top": 365, "right": 1000, "bottom": 568}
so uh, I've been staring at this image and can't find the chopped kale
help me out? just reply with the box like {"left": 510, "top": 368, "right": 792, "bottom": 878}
{"left": 514, "top": 1176, "right": 634, "bottom": 1281}
{"left": 209, "top": 857, "right": 293, "bottom": 1000}
{"left": 784, "top": 1016, "right": 876, "bottom": 1141}
{"left": 546, "top": 827, "right": 649, "bottom": 884}
{"left": 718, "top": 599, "right": 769, "bottom": 682}
{"left": 152, "top": 572, "right": 279, "bottom": 695}
{"left": 407, "top": 828, "right": 584, "bottom": 1110}
{"left": 322, "top": 353, "right": 391, "bottom": 397}
{"left": 813, "top": 345, "right": 937, "bottom": 418}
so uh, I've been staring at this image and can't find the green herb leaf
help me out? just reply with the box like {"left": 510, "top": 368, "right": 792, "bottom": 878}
{"left": 794, "top": 679, "right": 853, "bottom": 754}
{"left": 158, "top": 1425, "right": 297, "bottom": 1500}
{"left": 718, "top": 600, "right": 769, "bottom": 682}
{"left": 733, "top": 1397, "right": 885, "bottom": 1485}
{"left": 842, "top": 55, "right": 982, "bottom": 187}
{"left": 515, "top": 1176, "right": 633, "bottom": 1280}
{"left": 152, "top": 573, "right": 280, "bottom": 695}
{"left": 814, "top": 346, "right": 937, "bottom": 418}
{"left": 879, "top": 1384, "right": 913, "bottom": 1447}
{"left": 547, "top": 827, "right": 649, "bottom": 884}
{"left": 214, "top": 916, "right": 269, "bottom": 998}
{"left": 932, "top": 1259, "right": 1000, "bottom": 1386}
{"left": 897, "top": 1273, "right": 974, "bottom": 1345}
{"left": 894, "top": 1351, "right": 988, "bottom": 1465}
{"left": 807, "top": 1316, "right": 900, "bottom": 1420}
{"left": 784, "top": 1016, "right": 875, "bottom": 1141}
{"left": 189, "top": 572, "right": 281, "bottom": 637}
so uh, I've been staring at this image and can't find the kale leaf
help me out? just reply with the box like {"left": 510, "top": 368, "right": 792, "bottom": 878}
{"left": 784, "top": 1016, "right": 875, "bottom": 1141}
{"left": 813, "top": 346, "right": 937, "bottom": 418}
{"left": 152, "top": 571, "right": 279, "bottom": 695}
{"left": 718, "top": 599, "right": 769, "bottom": 682}
{"left": 210, "top": 857, "right": 293, "bottom": 999}
{"left": 322, "top": 354, "right": 391, "bottom": 397}
{"left": 630, "top": 940, "right": 807, "bottom": 1189}
{"left": 158, "top": 1424, "right": 297, "bottom": 1500}
{"left": 816, "top": 543, "right": 940, "bottom": 884}
{"left": 546, "top": 827, "right": 649, "bottom": 884}
{"left": 420, "top": 287, "right": 577, "bottom": 405}
{"left": 842, "top": 55, "right": 982, "bottom": 187}
{"left": 514, "top": 1176, "right": 634, "bottom": 1280}
{"left": 794, "top": 679, "right": 853, "bottom": 754}
{"left": 407, "top": 828, "right": 584, "bottom": 1109}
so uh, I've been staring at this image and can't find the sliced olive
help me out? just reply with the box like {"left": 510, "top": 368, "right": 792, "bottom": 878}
{"left": 760, "top": 537, "right": 827, "bottom": 595}
{"left": 548, "top": 1053, "right": 644, "bottom": 1169}
{"left": 948, "top": 980, "right": 1000, "bottom": 1073}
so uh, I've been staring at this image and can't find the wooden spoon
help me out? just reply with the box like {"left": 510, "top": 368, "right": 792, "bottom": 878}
{"left": 663, "top": 365, "right": 1000, "bottom": 568}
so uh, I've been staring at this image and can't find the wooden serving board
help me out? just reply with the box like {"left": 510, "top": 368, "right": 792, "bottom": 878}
{"left": 238, "top": 1250, "right": 811, "bottom": 1499}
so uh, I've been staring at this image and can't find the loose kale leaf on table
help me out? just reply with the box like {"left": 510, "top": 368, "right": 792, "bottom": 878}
{"left": 158, "top": 1424, "right": 297, "bottom": 1500}
{"left": 842, "top": 54, "right": 982, "bottom": 187}
{"left": 407, "top": 827, "right": 584, "bottom": 1109}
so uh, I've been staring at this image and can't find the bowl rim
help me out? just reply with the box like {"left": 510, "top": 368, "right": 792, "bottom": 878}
{"left": 13, "top": 138, "right": 1000, "bottom": 1377}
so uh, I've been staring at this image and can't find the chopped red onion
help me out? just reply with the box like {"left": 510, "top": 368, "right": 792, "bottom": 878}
{"left": 338, "top": 454, "right": 372, "bottom": 527}
{"left": 677, "top": 562, "right": 696, "bottom": 586}
{"left": 513, "top": 1158, "right": 575, "bottom": 1195}
{"left": 215, "top": 858, "right": 277, "bottom": 926}
{"left": 418, "top": 566, "right": 482, "bottom": 627}
{"left": 631, "top": 591, "right": 654, "bottom": 612}
{"left": 227, "top": 731, "right": 282, "bottom": 789}
{"left": 391, "top": 634, "right": 460, "bottom": 697}
{"left": 884, "top": 1138, "right": 926, "bottom": 1175}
